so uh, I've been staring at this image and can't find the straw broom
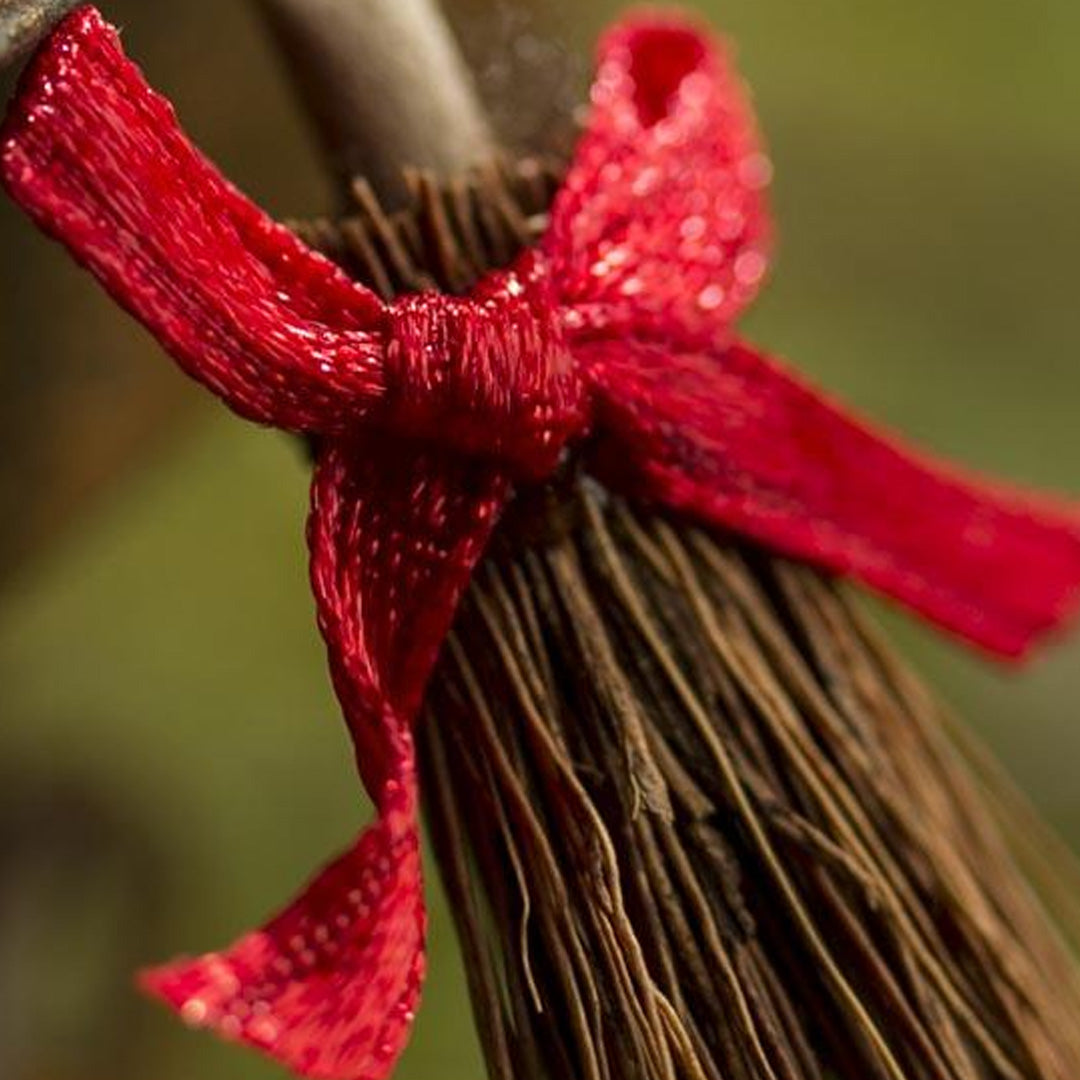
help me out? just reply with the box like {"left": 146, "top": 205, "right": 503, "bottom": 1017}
{"left": 297, "top": 162, "right": 1080, "bottom": 1080}
{"left": 269, "top": 1, "right": 1080, "bottom": 1077}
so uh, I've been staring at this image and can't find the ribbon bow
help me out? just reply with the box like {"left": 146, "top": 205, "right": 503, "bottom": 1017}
{"left": 3, "top": 7, "right": 1079, "bottom": 1080}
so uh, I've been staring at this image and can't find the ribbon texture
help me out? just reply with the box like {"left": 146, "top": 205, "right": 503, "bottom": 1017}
{"left": 3, "top": 7, "right": 1079, "bottom": 1079}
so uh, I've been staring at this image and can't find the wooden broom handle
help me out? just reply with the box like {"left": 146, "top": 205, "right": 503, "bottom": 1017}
{"left": 256, "top": 0, "right": 497, "bottom": 207}
{"left": 0, "top": 0, "right": 80, "bottom": 68}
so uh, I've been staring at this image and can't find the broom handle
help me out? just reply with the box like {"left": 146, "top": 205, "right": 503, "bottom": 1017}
{"left": 256, "top": 0, "right": 497, "bottom": 207}
{"left": 0, "top": 0, "right": 80, "bottom": 68}
{"left": 2, "top": 1, "right": 495, "bottom": 200}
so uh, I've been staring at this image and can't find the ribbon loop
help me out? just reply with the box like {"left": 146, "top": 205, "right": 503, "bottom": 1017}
{"left": 544, "top": 15, "right": 772, "bottom": 340}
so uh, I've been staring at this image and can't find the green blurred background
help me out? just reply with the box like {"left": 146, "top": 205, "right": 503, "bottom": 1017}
{"left": 0, "top": 1, "right": 1078, "bottom": 1077}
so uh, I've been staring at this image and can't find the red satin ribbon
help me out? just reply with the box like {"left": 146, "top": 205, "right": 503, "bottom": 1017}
{"left": 3, "top": 7, "right": 1079, "bottom": 1079}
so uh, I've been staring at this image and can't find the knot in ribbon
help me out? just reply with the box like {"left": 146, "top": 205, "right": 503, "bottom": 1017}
{"left": 381, "top": 255, "right": 586, "bottom": 476}
{"left": 3, "top": 7, "right": 1079, "bottom": 1080}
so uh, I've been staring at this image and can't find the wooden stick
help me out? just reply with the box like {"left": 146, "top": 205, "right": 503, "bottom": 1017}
{"left": 256, "top": 0, "right": 496, "bottom": 207}
{"left": 0, "top": 0, "right": 79, "bottom": 70}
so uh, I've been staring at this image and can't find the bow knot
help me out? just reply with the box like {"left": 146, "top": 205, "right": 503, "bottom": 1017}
{"left": 382, "top": 257, "right": 587, "bottom": 477}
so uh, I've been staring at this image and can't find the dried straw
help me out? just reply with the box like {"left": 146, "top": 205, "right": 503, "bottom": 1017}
{"left": 296, "top": 165, "right": 1080, "bottom": 1080}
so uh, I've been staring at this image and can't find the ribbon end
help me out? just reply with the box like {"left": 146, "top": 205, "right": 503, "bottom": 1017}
{"left": 992, "top": 547, "right": 1080, "bottom": 665}
{"left": 139, "top": 944, "right": 290, "bottom": 1053}
{"left": 135, "top": 820, "right": 426, "bottom": 1080}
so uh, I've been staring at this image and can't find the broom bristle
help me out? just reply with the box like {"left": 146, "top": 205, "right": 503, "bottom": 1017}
{"left": 299, "top": 166, "right": 1080, "bottom": 1080}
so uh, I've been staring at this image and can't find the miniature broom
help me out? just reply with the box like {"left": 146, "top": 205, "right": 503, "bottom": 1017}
{"left": 3, "top": 3, "right": 1080, "bottom": 1080}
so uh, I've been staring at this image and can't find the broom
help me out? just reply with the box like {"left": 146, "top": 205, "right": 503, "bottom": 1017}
{"left": 7, "top": 2, "right": 1080, "bottom": 1078}
{"left": 297, "top": 165, "right": 1080, "bottom": 1080}
{"left": 283, "top": 4, "right": 1080, "bottom": 1078}
{"left": 298, "top": 159, "right": 1080, "bottom": 1080}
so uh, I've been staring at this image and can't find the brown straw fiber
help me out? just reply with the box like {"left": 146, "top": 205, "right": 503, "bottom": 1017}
{"left": 296, "top": 163, "right": 1080, "bottom": 1080}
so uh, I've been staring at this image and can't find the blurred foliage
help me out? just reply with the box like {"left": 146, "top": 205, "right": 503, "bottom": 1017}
{"left": 0, "top": 1, "right": 1077, "bottom": 1077}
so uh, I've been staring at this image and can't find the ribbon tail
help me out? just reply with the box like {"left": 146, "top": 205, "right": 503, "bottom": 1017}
{"left": 0, "top": 7, "right": 388, "bottom": 435}
{"left": 142, "top": 805, "right": 424, "bottom": 1080}
{"left": 143, "top": 437, "right": 509, "bottom": 1080}
{"left": 583, "top": 336, "right": 1080, "bottom": 659}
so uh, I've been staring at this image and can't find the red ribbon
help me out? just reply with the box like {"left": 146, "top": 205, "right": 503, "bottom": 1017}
{"left": 3, "top": 7, "right": 1079, "bottom": 1079}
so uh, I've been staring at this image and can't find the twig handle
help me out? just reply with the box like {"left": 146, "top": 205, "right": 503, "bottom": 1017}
{"left": 256, "top": 0, "right": 496, "bottom": 207}
{"left": 0, "top": 0, "right": 80, "bottom": 70}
